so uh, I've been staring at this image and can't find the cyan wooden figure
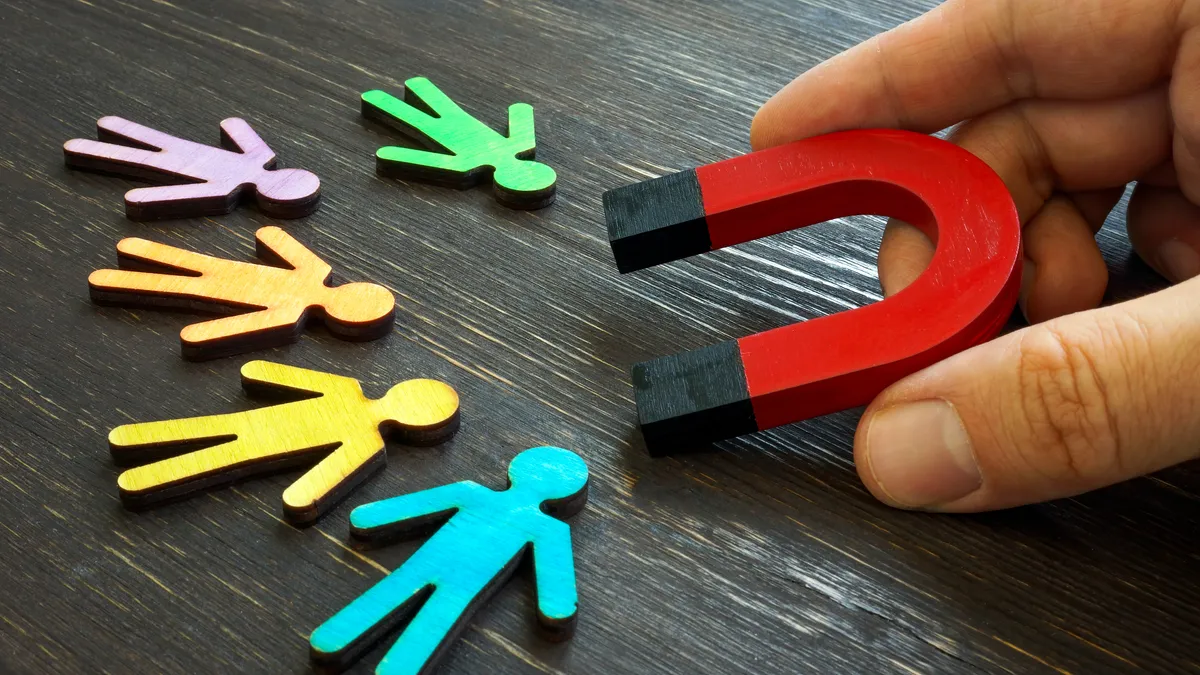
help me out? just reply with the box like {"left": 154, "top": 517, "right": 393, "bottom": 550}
{"left": 310, "top": 446, "right": 589, "bottom": 675}
{"left": 64, "top": 116, "right": 321, "bottom": 220}
{"left": 361, "top": 77, "right": 557, "bottom": 209}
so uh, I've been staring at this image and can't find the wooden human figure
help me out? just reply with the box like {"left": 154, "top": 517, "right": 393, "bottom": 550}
{"left": 89, "top": 226, "right": 395, "bottom": 360}
{"left": 109, "top": 361, "right": 461, "bottom": 524}
{"left": 362, "top": 77, "right": 557, "bottom": 209}
{"left": 64, "top": 116, "right": 321, "bottom": 219}
{"left": 310, "top": 446, "right": 589, "bottom": 675}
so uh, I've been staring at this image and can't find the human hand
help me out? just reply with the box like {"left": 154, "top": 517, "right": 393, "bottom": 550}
{"left": 751, "top": 0, "right": 1200, "bottom": 511}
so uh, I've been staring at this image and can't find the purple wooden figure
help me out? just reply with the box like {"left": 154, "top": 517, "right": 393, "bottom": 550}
{"left": 63, "top": 116, "right": 321, "bottom": 220}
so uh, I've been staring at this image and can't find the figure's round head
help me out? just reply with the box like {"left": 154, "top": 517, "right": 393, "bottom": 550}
{"left": 493, "top": 160, "right": 556, "bottom": 195}
{"left": 255, "top": 168, "right": 321, "bottom": 204}
{"left": 508, "top": 446, "right": 589, "bottom": 502}
{"left": 379, "top": 379, "right": 460, "bottom": 437}
{"left": 322, "top": 283, "right": 395, "bottom": 327}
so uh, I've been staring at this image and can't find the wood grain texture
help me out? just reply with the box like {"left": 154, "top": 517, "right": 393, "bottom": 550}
{"left": 110, "top": 361, "right": 460, "bottom": 525}
{"left": 63, "top": 116, "right": 321, "bottom": 219}
{"left": 1, "top": 1, "right": 1198, "bottom": 674}
{"left": 89, "top": 226, "right": 397, "bottom": 359}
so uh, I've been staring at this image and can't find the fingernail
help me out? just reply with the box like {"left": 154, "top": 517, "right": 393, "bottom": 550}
{"left": 865, "top": 400, "right": 980, "bottom": 509}
{"left": 1156, "top": 240, "right": 1200, "bottom": 282}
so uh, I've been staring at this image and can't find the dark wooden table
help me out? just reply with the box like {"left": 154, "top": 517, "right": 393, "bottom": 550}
{"left": 2, "top": 1, "right": 1198, "bottom": 673}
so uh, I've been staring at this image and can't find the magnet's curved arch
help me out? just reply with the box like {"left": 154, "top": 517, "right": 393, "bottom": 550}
{"left": 604, "top": 130, "right": 1022, "bottom": 454}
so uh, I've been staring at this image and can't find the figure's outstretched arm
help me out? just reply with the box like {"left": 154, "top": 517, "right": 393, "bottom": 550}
{"left": 530, "top": 520, "right": 580, "bottom": 639}
{"left": 254, "top": 226, "right": 330, "bottom": 278}
{"left": 349, "top": 481, "right": 487, "bottom": 542}
{"left": 506, "top": 102, "right": 537, "bottom": 152}
{"left": 281, "top": 435, "right": 386, "bottom": 525}
{"left": 178, "top": 309, "right": 305, "bottom": 360}
{"left": 239, "top": 360, "right": 361, "bottom": 398}
{"left": 219, "top": 118, "right": 273, "bottom": 161}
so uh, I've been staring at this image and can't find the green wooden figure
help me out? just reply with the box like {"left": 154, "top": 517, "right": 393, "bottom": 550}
{"left": 361, "top": 77, "right": 557, "bottom": 209}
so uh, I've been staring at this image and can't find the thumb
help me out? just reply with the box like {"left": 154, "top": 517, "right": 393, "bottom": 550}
{"left": 854, "top": 276, "right": 1200, "bottom": 512}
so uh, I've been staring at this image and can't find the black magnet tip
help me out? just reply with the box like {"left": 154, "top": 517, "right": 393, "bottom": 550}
{"left": 603, "top": 169, "right": 711, "bottom": 273}
{"left": 632, "top": 340, "right": 758, "bottom": 456}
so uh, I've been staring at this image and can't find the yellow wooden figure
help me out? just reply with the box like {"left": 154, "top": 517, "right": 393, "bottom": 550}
{"left": 109, "top": 361, "right": 460, "bottom": 525}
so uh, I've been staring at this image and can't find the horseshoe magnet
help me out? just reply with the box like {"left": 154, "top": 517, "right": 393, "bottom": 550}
{"left": 604, "top": 130, "right": 1022, "bottom": 455}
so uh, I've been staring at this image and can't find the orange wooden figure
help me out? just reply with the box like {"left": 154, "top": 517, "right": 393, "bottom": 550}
{"left": 89, "top": 226, "right": 396, "bottom": 360}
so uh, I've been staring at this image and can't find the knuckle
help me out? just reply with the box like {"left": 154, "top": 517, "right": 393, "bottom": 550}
{"left": 1011, "top": 319, "right": 1136, "bottom": 483}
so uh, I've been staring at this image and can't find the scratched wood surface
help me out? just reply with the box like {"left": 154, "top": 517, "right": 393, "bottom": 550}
{"left": 1, "top": 1, "right": 1197, "bottom": 674}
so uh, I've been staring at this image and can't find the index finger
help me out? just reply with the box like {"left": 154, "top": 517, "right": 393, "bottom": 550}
{"left": 750, "top": 0, "right": 1185, "bottom": 149}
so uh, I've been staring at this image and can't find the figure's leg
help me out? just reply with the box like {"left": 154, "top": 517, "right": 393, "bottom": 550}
{"left": 88, "top": 269, "right": 208, "bottom": 304}
{"left": 115, "top": 439, "right": 247, "bottom": 508}
{"left": 88, "top": 240, "right": 229, "bottom": 322}
{"left": 67, "top": 117, "right": 193, "bottom": 181}
{"left": 109, "top": 412, "right": 245, "bottom": 465}
{"left": 123, "top": 182, "right": 240, "bottom": 220}
{"left": 374, "top": 146, "right": 481, "bottom": 188}
{"left": 178, "top": 308, "right": 304, "bottom": 361}
{"left": 375, "top": 589, "right": 475, "bottom": 675}
{"left": 64, "top": 139, "right": 167, "bottom": 174}
{"left": 361, "top": 90, "right": 439, "bottom": 146}
{"left": 310, "top": 567, "right": 435, "bottom": 673}
{"left": 113, "top": 237, "right": 219, "bottom": 275}
{"left": 64, "top": 138, "right": 188, "bottom": 187}
{"left": 115, "top": 434, "right": 319, "bottom": 509}
{"left": 95, "top": 116, "right": 181, "bottom": 151}
{"left": 281, "top": 438, "right": 385, "bottom": 526}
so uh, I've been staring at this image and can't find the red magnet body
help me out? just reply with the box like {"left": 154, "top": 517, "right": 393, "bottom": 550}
{"left": 603, "top": 129, "right": 1021, "bottom": 455}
